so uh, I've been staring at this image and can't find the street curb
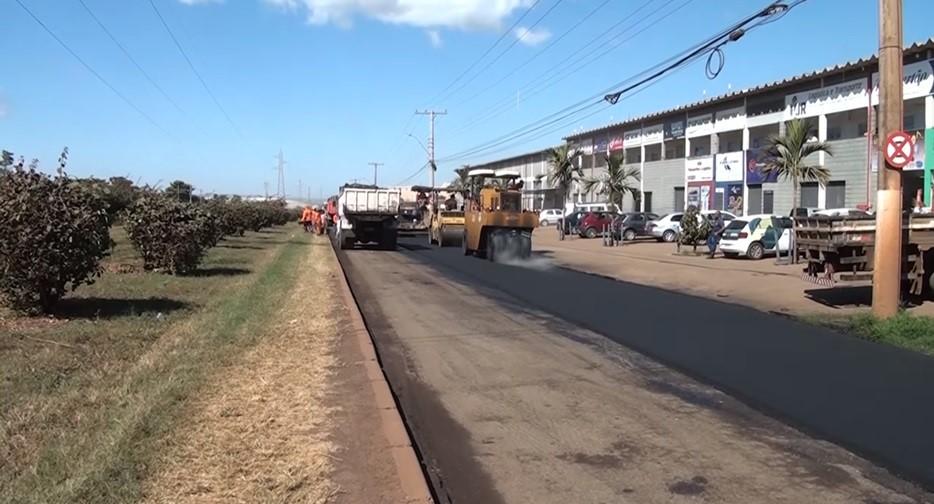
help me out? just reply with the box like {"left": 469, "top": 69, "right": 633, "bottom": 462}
{"left": 328, "top": 241, "right": 435, "bottom": 504}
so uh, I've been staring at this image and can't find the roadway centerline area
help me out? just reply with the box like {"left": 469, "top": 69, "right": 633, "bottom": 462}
{"left": 336, "top": 237, "right": 932, "bottom": 503}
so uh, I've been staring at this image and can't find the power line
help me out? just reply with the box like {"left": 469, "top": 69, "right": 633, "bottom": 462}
{"left": 146, "top": 0, "right": 243, "bottom": 138}
{"left": 76, "top": 0, "right": 187, "bottom": 117}
{"left": 440, "top": 0, "right": 802, "bottom": 164}
{"left": 437, "top": 0, "right": 565, "bottom": 106}
{"left": 12, "top": 0, "right": 173, "bottom": 138}
{"left": 425, "top": 0, "right": 544, "bottom": 107}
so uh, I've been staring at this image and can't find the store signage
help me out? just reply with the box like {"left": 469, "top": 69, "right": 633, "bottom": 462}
{"left": 714, "top": 151, "right": 744, "bottom": 182}
{"left": 595, "top": 137, "right": 609, "bottom": 154}
{"left": 745, "top": 148, "right": 779, "bottom": 184}
{"left": 608, "top": 136, "right": 624, "bottom": 151}
{"left": 686, "top": 114, "right": 713, "bottom": 137}
{"left": 872, "top": 58, "right": 934, "bottom": 104}
{"left": 664, "top": 119, "right": 685, "bottom": 140}
{"left": 784, "top": 78, "right": 868, "bottom": 119}
{"left": 685, "top": 156, "right": 714, "bottom": 182}
{"left": 580, "top": 138, "right": 594, "bottom": 155}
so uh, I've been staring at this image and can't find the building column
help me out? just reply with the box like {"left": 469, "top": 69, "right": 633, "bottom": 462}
{"left": 742, "top": 127, "right": 750, "bottom": 215}
{"left": 639, "top": 143, "right": 646, "bottom": 212}
{"left": 925, "top": 96, "right": 934, "bottom": 205}
{"left": 817, "top": 114, "right": 828, "bottom": 209}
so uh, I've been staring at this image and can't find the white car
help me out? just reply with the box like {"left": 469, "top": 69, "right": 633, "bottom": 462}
{"left": 648, "top": 211, "right": 737, "bottom": 243}
{"left": 719, "top": 214, "right": 793, "bottom": 259}
{"left": 538, "top": 208, "right": 564, "bottom": 227}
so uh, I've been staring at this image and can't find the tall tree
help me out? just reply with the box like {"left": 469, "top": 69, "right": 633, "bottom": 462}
{"left": 546, "top": 143, "right": 583, "bottom": 210}
{"left": 762, "top": 119, "right": 833, "bottom": 209}
{"left": 581, "top": 153, "right": 641, "bottom": 210}
{"left": 165, "top": 180, "right": 194, "bottom": 202}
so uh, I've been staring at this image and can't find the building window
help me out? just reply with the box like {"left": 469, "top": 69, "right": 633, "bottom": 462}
{"left": 645, "top": 144, "right": 662, "bottom": 162}
{"left": 826, "top": 181, "right": 846, "bottom": 208}
{"left": 800, "top": 182, "right": 819, "bottom": 208}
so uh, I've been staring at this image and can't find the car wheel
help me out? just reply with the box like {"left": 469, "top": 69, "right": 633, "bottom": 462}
{"left": 584, "top": 227, "right": 598, "bottom": 239}
{"left": 623, "top": 228, "right": 636, "bottom": 241}
{"left": 540, "top": 219, "right": 550, "bottom": 227}
{"left": 747, "top": 242, "right": 765, "bottom": 260}
{"left": 662, "top": 230, "right": 676, "bottom": 242}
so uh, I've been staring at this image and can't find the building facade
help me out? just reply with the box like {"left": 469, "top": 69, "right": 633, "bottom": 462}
{"left": 469, "top": 40, "right": 934, "bottom": 216}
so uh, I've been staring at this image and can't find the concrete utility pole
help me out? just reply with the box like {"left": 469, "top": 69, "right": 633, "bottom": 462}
{"left": 368, "top": 162, "right": 384, "bottom": 186}
{"left": 872, "top": 0, "right": 904, "bottom": 318}
{"left": 416, "top": 109, "right": 447, "bottom": 189}
{"left": 264, "top": 181, "right": 269, "bottom": 200}
{"left": 298, "top": 178, "right": 303, "bottom": 201}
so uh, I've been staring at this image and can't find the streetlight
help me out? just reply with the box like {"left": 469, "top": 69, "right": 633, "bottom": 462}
{"left": 407, "top": 133, "right": 430, "bottom": 156}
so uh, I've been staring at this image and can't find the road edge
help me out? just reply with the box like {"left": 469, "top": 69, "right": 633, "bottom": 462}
{"left": 328, "top": 241, "right": 435, "bottom": 504}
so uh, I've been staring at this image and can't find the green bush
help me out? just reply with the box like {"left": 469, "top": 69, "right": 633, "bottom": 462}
{"left": 124, "top": 193, "right": 215, "bottom": 274}
{"left": 678, "top": 205, "right": 710, "bottom": 250}
{"left": 0, "top": 167, "right": 112, "bottom": 313}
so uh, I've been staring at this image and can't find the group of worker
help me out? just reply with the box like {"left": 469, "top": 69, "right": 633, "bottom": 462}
{"left": 300, "top": 205, "right": 330, "bottom": 235}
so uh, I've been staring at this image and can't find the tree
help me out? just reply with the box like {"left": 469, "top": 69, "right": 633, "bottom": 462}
{"left": 448, "top": 166, "right": 471, "bottom": 193}
{"left": 580, "top": 153, "right": 641, "bottom": 210}
{"left": 165, "top": 180, "right": 194, "bottom": 202}
{"left": 546, "top": 143, "right": 583, "bottom": 210}
{"left": 677, "top": 205, "right": 709, "bottom": 253}
{"left": 762, "top": 119, "right": 833, "bottom": 209}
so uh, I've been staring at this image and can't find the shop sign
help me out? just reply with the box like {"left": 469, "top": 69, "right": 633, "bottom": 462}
{"left": 872, "top": 59, "right": 934, "bottom": 104}
{"left": 714, "top": 151, "right": 744, "bottom": 182}
{"left": 784, "top": 78, "right": 868, "bottom": 119}
{"left": 686, "top": 156, "right": 713, "bottom": 182}
{"left": 664, "top": 119, "right": 685, "bottom": 139}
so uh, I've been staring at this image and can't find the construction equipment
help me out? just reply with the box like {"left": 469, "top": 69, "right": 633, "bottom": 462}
{"left": 411, "top": 185, "right": 465, "bottom": 247}
{"left": 796, "top": 212, "right": 934, "bottom": 297}
{"left": 461, "top": 168, "right": 538, "bottom": 261}
{"left": 336, "top": 183, "right": 401, "bottom": 250}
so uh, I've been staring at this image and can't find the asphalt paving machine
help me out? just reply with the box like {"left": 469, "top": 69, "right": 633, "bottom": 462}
{"left": 461, "top": 168, "right": 538, "bottom": 261}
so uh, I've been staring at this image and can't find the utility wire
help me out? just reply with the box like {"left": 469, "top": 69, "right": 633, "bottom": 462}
{"left": 437, "top": 0, "right": 565, "bottom": 106}
{"left": 13, "top": 0, "right": 174, "bottom": 139}
{"left": 440, "top": 0, "right": 801, "bottom": 163}
{"left": 76, "top": 0, "right": 188, "bottom": 117}
{"left": 425, "top": 0, "right": 543, "bottom": 107}
{"left": 146, "top": 0, "right": 243, "bottom": 138}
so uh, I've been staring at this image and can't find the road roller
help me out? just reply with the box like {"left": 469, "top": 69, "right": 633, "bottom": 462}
{"left": 429, "top": 209, "right": 465, "bottom": 247}
{"left": 462, "top": 168, "right": 538, "bottom": 262}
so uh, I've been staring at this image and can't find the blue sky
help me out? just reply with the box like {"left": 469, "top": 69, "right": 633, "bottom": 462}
{"left": 2, "top": 0, "right": 933, "bottom": 198}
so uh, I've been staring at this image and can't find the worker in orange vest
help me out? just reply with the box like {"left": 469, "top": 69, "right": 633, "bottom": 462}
{"left": 301, "top": 206, "right": 314, "bottom": 233}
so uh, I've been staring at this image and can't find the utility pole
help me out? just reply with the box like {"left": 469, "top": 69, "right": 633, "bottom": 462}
{"left": 872, "top": 0, "right": 904, "bottom": 318}
{"left": 415, "top": 109, "right": 447, "bottom": 190}
{"left": 264, "top": 181, "right": 269, "bottom": 200}
{"left": 298, "top": 178, "right": 303, "bottom": 201}
{"left": 368, "top": 162, "right": 384, "bottom": 186}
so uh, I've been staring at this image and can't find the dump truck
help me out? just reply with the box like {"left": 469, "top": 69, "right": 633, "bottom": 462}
{"left": 796, "top": 212, "right": 934, "bottom": 296}
{"left": 335, "top": 184, "right": 401, "bottom": 250}
{"left": 462, "top": 168, "right": 538, "bottom": 261}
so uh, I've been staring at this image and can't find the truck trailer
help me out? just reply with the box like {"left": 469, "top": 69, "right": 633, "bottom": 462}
{"left": 336, "top": 184, "right": 401, "bottom": 250}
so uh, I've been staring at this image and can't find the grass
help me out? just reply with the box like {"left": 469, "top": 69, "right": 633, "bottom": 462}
{"left": 810, "top": 312, "right": 934, "bottom": 356}
{"left": 0, "top": 224, "right": 309, "bottom": 503}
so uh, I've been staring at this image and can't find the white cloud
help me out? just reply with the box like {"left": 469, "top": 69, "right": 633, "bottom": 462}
{"left": 514, "top": 26, "right": 550, "bottom": 46}
{"left": 426, "top": 29, "right": 442, "bottom": 48}
{"left": 263, "top": 0, "right": 533, "bottom": 30}
{"left": 178, "top": 0, "right": 224, "bottom": 4}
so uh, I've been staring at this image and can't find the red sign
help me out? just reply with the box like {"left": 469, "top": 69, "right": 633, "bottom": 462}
{"left": 884, "top": 130, "right": 914, "bottom": 169}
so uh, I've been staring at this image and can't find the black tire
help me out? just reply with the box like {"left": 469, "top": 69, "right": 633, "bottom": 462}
{"left": 486, "top": 231, "right": 496, "bottom": 262}
{"left": 747, "top": 241, "right": 765, "bottom": 260}
{"left": 662, "top": 230, "right": 676, "bottom": 242}
{"left": 584, "top": 227, "right": 598, "bottom": 239}
{"left": 381, "top": 230, "right": 397, "bottom": 251}
{"left": 623, "top": 228, "right": 636, "bottom": 241}
{"left": 340, "top": 237, "right": 354, "bottom": 250}
{"left": 462, "top": 231, "right": 471, "bottom": 255}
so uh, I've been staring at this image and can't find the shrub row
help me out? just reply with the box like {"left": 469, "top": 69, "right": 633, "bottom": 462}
{"left": 0, "top": 163, "right": 298, "bottom": 314}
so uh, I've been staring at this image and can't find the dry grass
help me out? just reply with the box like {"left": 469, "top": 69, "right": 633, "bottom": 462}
{"left": 141, "top": 237, "right": 342, "bottom": 504}
{"left": 0, "top": 226, "right": 306, "bottom": 503}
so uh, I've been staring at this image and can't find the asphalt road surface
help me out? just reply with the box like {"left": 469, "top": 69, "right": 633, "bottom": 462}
{"left": 337, "top": 235, "right": 934, "bottom": 503}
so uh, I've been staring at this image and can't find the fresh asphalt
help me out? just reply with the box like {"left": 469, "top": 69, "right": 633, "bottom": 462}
{"left": 393, "top": 235, "right": 934, "bottom": 491}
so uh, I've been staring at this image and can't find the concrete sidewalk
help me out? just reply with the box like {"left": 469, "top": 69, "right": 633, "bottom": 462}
{"left": 534, "top": 231, "right": 934, "bottom": 317}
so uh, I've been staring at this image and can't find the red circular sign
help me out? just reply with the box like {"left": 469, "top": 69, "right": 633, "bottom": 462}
{"left": 884, "top": 131, "right": 914, "bottom": 170}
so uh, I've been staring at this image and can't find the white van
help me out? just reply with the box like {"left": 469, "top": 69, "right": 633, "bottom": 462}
{"left": 576, "top": 202, "right": 610, "bottom": 213}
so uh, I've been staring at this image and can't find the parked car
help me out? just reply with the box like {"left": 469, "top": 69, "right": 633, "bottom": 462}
{"left": 613, "top": 212, "right": 660, "bottom": 241}
{"left": 719, "top": 214, "right": 793, "bottom": 259}
{"left": 538, "top": 208, "right": 564, "bottom": 227}
{"left": 578, "top": 211, "right": 619, "bottom": 238}
{"left": 789, "top": 207, "right": 820, "bottom": 219}
{"left": 648, "top": 210, "right": 736, "bottom": 242}
{"left": 577, "top": 202, "right": 611, "bottom": 213}
{"left": 812, "top": 208, "right": 872, "bottom": 217}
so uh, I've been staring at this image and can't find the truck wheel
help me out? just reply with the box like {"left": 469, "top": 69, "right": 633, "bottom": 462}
{"left": 486, "top": 231, "right": 496, "bottom": 262}
{"left": 747, "top": 241, "right": 765, "bottom": 260}
{"left": 382, "top": 231, "right": 397, "bottom": 251}
{"left": 340, "top": 237, "right": 354, "bottom": 250}
{"left": 462, "top": 231, "right": 471, "bottom": 256}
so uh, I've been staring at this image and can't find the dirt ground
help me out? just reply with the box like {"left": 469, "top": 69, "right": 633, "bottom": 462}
{"left": 534, "top": 231, "right": 934, "bottom": 317}
{"left": 141, "top": 237, "right": 407, "bottom": 504}
{"left": 341, "top": 247, "right": 932, "bottom": 503}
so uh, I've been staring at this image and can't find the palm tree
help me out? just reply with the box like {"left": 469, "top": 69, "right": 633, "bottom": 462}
{"left": 448, "top": 165, "right": 471, "bottom": 193}
{"left": 546, "top": 143, "right": 583, "bottom": 210}
{"left": 581, "top": 153, "right": 641, "bottom": 210}
{"left": 762, "top": 118, "right": 833, "bottom": 210}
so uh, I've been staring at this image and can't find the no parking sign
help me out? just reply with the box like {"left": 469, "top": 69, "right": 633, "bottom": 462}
{"left": 884, "top": 130, "right": 914, "bottom": 170}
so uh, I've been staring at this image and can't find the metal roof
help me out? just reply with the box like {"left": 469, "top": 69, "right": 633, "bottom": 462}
{"left": 564, "top": 38, "right": 934, "bottom": 141}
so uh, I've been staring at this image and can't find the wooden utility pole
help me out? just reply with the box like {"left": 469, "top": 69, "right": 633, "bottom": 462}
{"left": 872, "top": 0, "right": 904, "bottom": 318}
